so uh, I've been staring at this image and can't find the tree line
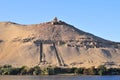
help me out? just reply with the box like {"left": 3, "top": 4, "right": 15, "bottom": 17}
{"left": 0, "top": 65, "right": 120, "bottom": 75}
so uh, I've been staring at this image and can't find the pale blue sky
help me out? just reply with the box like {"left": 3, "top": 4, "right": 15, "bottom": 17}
{"left": 0, "top": 0, "right": 120, "bottom": 42}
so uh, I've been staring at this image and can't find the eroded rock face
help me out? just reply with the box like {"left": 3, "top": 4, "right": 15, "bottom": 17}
{"left": 0, "top": 19, "right": 120, "bottom": 68}
{"left": 0, "top": 40, "right": 3, "bottom": 43}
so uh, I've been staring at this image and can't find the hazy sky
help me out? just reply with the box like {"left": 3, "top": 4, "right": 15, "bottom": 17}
{"left": 0, "top": 0, "right": 120, "bottom": 42}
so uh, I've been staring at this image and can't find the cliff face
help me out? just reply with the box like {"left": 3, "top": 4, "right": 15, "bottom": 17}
{"left": 0, "top": 19, "right": 120, "bottom": 68}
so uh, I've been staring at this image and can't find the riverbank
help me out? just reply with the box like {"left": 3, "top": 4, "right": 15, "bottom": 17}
{"left": 0, "top": 65, "right": 120, "bottom": 75}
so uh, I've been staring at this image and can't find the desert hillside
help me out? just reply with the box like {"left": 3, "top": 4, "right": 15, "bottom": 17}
{"left": 0, "top": 18, "right": 120, "bottom": 68}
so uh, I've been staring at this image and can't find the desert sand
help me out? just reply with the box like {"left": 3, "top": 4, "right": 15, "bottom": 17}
{"left": 0, "top": 18, "right": 120, "bottom": 68}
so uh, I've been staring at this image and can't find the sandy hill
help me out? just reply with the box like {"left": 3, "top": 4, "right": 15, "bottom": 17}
{"left": 0, "top": 18, "right": 120, "bottom": 68}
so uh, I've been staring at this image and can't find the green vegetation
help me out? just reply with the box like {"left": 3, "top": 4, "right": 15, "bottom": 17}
{"left": 0, "top": 65, "right": 120, "bottom": 75}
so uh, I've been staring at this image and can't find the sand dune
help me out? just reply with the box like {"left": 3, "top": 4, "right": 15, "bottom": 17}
{"left": 0, "top": 18, "right": 120, "bottom": 68}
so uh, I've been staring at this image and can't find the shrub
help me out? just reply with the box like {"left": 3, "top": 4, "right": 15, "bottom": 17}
{"left": 33, "top": 66, "right": 41, "bottom": 75}
{"left": 97, "top": 65, "right": 107, "bottom": 75}
{"left": 19, "top": 66, "right": 29, "bottom": 75}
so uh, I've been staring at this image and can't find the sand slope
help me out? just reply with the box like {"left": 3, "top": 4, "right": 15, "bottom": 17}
{"left": 0, "top": 19, "right": 120, "bottom": 68}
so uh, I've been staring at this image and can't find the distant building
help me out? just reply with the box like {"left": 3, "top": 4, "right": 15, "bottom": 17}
{"left": 51, "top": 17, "right": 59, "bottom": 25}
